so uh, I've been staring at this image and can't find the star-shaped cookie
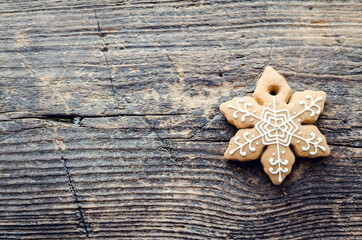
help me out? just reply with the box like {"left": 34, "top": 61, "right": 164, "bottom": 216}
{"left": 220, "top": 66, "right": 330, "bottom": 185}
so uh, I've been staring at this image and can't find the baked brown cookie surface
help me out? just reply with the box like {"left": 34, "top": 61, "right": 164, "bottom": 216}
{"left": 220, "top": 66, "right": 330, "bottom": 185}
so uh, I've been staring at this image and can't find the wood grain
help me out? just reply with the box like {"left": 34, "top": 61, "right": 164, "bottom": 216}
{"left": 0, "top": 0, "right": 361, "bottom": 239}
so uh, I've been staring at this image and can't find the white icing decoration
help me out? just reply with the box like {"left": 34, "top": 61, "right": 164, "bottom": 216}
{"left": 227, "top": 95, "right": 326, "bottom": 183}
{"left": 268, "top": 103, "right": 272, "bottom": 106}
{"left": 227, "top": 99, "right": 262, "bottom": 122}
{"left": 229, "top": 132, "right": 257, "bottom": 156}
{"left": 254, "top": 101, "right": 298, "bottom": 147}
{"left": 298, "top": 95, "right": 323, "bottom": 117}
{"left": 255, "top": 96, "right": 297, "bottom": 182}
{"left": 297, "top": 133, "right": 326, "bottom": 155}
{"left": 250, "top": 119, "right": 254, "bottom": 122}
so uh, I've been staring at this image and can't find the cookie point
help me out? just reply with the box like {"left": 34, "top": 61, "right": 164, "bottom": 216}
{"left": 263, "top": 66, "right": 279, "bottom": 75}
{"left": 219, "top": 105, "right": 222, "bottom": 112}
{"left": 323, "top": 144, "right": 331, "bottom": 156}
{"left": 219, "top": 102, "right": 228, "bottom": 116}
{"left": 320, "top": 90, "right": 327, "bottom": 99}
{"left": 264, "top": 66, "right": 275, "bottom": 72}
{"left": 271, "top": 177, "right": 283, "bottom": 185}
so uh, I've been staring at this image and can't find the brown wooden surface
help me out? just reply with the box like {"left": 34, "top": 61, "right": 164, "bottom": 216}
{"left": 0, "top": 0, "right": 361, "bottom": 239}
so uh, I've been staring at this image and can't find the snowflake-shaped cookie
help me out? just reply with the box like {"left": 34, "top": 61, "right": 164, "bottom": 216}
{"left": 220, "top": 66, "right": 330, "bottom": 185}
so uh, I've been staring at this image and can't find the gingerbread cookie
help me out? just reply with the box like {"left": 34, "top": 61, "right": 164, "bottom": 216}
{"left": 220, "top": 66, "right": 330, "bottom": 185}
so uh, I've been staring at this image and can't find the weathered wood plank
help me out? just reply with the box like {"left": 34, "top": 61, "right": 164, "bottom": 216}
{"left": 0, "top": 0, "right": 361, "bottom": 239}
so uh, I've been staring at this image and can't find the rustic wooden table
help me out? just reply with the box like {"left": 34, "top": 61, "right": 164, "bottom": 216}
{"left": 0, "top": 1, "right": 361, "bottom": 239}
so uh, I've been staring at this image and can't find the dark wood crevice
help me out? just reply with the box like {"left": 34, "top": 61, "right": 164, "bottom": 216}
{"left": 61, "top": 155, "right": 90, "bottom": 239}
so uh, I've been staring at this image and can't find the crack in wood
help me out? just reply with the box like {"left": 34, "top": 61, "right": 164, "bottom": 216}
{"left": 187, "top": 112, "right": 220, "bottom": 140}
{"left": 165, "top": 52, "right": 181, "bottom": 79}
{"left": 213, "top": 52, "right": 226, "bottom": 77}
{"left": 93, "top": 8, "right": 118, "bottom": 108}
{"left": 3, "top": 113, "right": 190, "bottom": 122}
{"left": 61, "top": 155, "right": 90, "bottom": 239}
{"left": 142, "top": 116, "right": 176, "bottom": 163}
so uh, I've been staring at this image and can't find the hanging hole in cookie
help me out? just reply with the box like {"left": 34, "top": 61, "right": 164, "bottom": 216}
{"left": 268, "top": 85, "right": 280, "bottom": 96}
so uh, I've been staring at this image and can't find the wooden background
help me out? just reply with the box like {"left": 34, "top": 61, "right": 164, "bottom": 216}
{"left": 0, "top": 0, "right": 361, "bottom": 239}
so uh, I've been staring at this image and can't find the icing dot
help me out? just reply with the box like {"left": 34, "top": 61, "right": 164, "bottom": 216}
{"left": 297, "top": 140, "right": 300, "bottom": 143}
{"left": 256, "top": 142, "right": 259, "bottom": 145}
{"left": 299, "top": 132, "right": 302, "bottom": 135}
{"left": 250, "top": 119, "right": 254, "bottom": 122}
{"left": 253, "top": 110, "right": 256, "bottom": 113}
{"left": 282, "top": 151, "right": 285, "bottom": 154}
{"left": 298, "top": 118, "right": 301, "bottom": 122}
{"left": 252, "top": 135, "right": 255, "bottom": 137}
{"left": 268, "top": 103, "right": 272, "bottom": 106}
{"left": 293, "top": 112, "right": 296, "bottom": 115}
{"left": 272, "top": 153, "right": 275, "bottom": 156}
